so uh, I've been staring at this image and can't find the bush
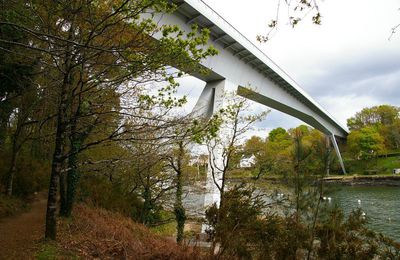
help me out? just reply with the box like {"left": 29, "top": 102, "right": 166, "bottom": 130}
{"left": 0, "top": 152, "right": 50, "bottom": 197}
{"left": 205, "top": 185, "right": 400, "bottom": 259}
{"left": 77, "top": 173, "right": 142, "bottom": 220}
{"left": 0, "top": 193, "right": 28, "bottom": 218}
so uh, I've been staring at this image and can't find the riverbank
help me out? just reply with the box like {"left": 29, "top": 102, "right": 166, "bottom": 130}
{"left": 323, "top": 175, "right": 400, "bottom": 186}
{"left": 226, "top": 174, "right": 400, "bottom": 187}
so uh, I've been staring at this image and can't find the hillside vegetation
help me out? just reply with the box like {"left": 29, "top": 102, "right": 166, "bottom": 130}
{"left": 37, "top": 204, "right": 203, "bottom": 260}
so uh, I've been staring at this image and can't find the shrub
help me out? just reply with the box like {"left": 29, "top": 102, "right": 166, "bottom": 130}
{"left": 0, "top": 194, "right": 28, "bottom": 218}
{"left": 0, "top": 152, "right": 50, "bottom": 197}
{"left": 205, "top": 185, "right": 400, "bottom": 259}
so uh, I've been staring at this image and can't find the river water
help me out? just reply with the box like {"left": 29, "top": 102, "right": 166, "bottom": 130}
{"left": 328, "top": 186, "right": 400, "bottom": 241}
{"left": 183, "top": 182, "right": 400, "bottom": 241}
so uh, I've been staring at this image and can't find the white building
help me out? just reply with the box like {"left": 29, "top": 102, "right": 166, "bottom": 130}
{"left": 239, "top": 155, "right": 256, "bottom": 168}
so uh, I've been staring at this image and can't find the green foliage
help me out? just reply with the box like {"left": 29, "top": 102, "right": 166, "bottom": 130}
{"left": 348, "top": 126, "right": 386, "bottom": 160}
{"left": 241, "top": 125, "right": 336, "bottom": 178}
{"left": 1, "top": 0, "right": 219, "bottom": 240}
{"left": 268, "top": 127, "right": 288, "bottom": 142}
{"left": 77, "top": 173, "right": 143, "bottom": 220}
{"left": 150, "top": 219, "right": 177, "bottom": 237}
{"left": 345, "top": 156, "right": 400, "bottom": 175}
{"left": 347, "top": 105, "right": 400, "bottom": 130}
{"left": 316, "top": 207, "right": 400, "bottom": 259}
{"left": 0, "top": 151, "right": 50, "bottom": 197}
{"left": 347, "top": 105, "right": 400, "bottom": 150}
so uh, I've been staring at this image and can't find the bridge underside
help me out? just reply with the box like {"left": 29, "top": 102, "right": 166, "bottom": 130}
{"left": 154, "top": 0, "right": 348, "bottom": 139}
{"left": 151, "top": 1, "right": 349, "bottom": 208}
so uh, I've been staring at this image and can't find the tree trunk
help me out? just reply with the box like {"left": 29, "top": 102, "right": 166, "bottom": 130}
{"left": 174, "top": 142, "right": 186, "bottom": 244}
{"left": 142, "top": 185, "right": 152, "bottom": 225}
{"left": 5, "top": 149, "right": 18, "bottom": 196}
{"left": 64, "top": 138, "right": 82, "bottom": 217}
{"left": 5, "top": 113, "right": 22, "bottom": 196}
{"left": 0, "top": 101, "right": 12, "bottom": 150}
{"left": 45, "top": 52, "right": 72, "bottom": 240}
{"left": 46, "top": 139, "right": 65, "bottom": 240}
{"left": 325, "top": 136, "right": 331, "bottom": 176}
{"left": 59, "top": 168, "right": 67, "bottom": 216}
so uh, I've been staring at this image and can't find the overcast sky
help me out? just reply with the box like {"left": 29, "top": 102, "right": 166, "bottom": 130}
{"left": 175, "top": 0, "right": 400, "bottom": 138}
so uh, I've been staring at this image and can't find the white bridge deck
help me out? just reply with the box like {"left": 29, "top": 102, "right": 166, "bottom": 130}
{"left": 164, "top": 0, "right": 348, "bottom": 138}
{"left": 153, "top": 0, "right": 348, "bottom": 176}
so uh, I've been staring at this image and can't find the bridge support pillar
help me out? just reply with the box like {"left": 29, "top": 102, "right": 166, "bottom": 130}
{"left": 192, "top": 80, "right": 226, "bottom": 211}
{"left": 330, "top": 134, "right": 347, "bottom": 175}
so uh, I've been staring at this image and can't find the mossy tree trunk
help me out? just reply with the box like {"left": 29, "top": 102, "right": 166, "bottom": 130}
{"left": 141, "top": 175, "right": 152, "bottom": 225}
{"left": 63, "top": 137, "right": 83, "bottom": 217}
{"left": 174, "top": 141, "right": 186, "bottom": 244}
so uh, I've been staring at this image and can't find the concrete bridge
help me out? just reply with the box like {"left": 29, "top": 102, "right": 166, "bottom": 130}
{"left": 152, "top": 0, "right": 348, "bottom": 207}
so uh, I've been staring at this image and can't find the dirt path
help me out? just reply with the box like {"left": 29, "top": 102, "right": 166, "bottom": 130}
{"left": 0, "top": 194, "right": 47, "bottom": 259}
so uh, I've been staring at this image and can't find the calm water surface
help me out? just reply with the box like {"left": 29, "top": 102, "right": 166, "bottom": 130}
{"left": 329, "top": 186, "right": 400, "bottom": 241}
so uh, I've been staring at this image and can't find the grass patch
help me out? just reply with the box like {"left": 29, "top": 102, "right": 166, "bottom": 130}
{"left": 35, "top": 242, "right": 78, "bottom": 260}
{"left": 35, "top": 243, "right": 59, "bottom": 260}
{"left": 150, "top": 221, "right": 176, "bottom": 236}
{"left": 228, "top": 169, "right": 254, "bottom": 179}
{"left": 345, "top": 156, "right": 400, "bottom": 175}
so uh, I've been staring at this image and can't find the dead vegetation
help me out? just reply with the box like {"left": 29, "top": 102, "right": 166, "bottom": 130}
{"left": 58, "top": 204, "right": 205, "bottom": 260}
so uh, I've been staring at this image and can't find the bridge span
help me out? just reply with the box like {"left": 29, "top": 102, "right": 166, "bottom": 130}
{"left": 152, "top": 0, "right": 348, "bottom": 199}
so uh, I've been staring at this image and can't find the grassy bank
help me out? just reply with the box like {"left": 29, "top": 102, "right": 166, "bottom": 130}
{"left": 345, "top": 156, "right": 400, "bottom": 175}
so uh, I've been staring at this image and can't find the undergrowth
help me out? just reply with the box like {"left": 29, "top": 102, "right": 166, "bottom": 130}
{"left": 0, "top": 194, "right": 28, "bottom": 218}
{"left": 56, "top": 204, "right": 204, "bottom": 260}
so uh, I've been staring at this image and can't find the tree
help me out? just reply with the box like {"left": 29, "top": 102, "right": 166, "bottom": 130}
{"left": 166, "top": 140, "right": 188, "bottom": 244}
{"left": 206, "top": 94, "right": 268, "bottom": 207}
{"left": 268, "top": 127, "right": 290, "bottom": 142}
{"left": 347, "top": 126, "right": 386, "bottom": 160}
{"left": 204, "top": 93, "right": 267, "bottom": 254}
{"left": 347, "top": 105, "right": 400, "bottom": 131}
{"left": 1, "top": 0, "right": 217, "bottom": 240}
{"left": 0, "top": 1, "right": 44, "bottom": 195}
{"left": 347, "top": 105, "right": 400, "bottom": 151}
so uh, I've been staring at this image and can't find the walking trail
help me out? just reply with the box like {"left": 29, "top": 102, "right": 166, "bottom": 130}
{"left": 0, "top": 193, "right": 47, "bottom": 259}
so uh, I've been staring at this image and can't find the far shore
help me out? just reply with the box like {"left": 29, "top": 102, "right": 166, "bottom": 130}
{"left": 322, "top": 175, "right": 400, "bottom": 187}
{"left": 226, "top": 174, "right": 400, "bottom": 187}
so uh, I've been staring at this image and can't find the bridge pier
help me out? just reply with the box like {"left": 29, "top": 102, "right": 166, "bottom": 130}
{"left": 192, "top": 79, "right": 226, "bottom": 210}
{"left": 331, "top": 134, "right": 347, "bottom": 175}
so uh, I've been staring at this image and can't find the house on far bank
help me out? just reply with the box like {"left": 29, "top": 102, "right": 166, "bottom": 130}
{"left": 239, "top": 155, "right": 256, "bottom": 168}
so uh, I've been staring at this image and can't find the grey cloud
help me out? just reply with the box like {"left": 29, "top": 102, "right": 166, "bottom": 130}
{"left": 298, "top": 51, "right": 400, "bottom": 106}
